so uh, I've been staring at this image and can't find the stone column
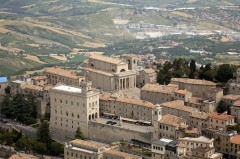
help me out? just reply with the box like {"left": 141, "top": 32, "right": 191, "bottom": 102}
{"left": 121, "top": 78, "right": 123, "bottom": 90}
{"left": 124, "top": 78, "right": 127, "bottom": 90}
{"left": 134, "top": 76, "right": 136, "bottom": 88}
{"left": 118, "top": 79, "right": 120, "bottom": 90}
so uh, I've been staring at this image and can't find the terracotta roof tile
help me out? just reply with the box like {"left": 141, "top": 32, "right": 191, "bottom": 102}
{"left": 174, "top": 90, "right": 189, "bottom": 95}
{"left": 222, "top": 94, "right": 240, "bottom": 101}
{"left": 70, "top": 139, "right": 105, "bottom": 149}
{"left": 209, "top": 112, "right": 235, "bottom": 121}
{"left": 32, "top": 76, "right": 48, "bottom": 80}
{"left": 141, "top": 83, "right": 177, "bottom": 93}
{"left": 21, "top": 83, "right": 42, "bottom": 91}
{"left": 83, "top": 67, "right": 114, "bottom": 76}
{"left": 230, "top": 135, "right": 240, "bottom": 144}
{"left": 234, "top": 100, "right": 240, "bottom": 106}
{"left": 45, "top": 67, "right": 83, "bottom": 80}
{"left": 187, "top": 97, "right": 202, "bottom": 104}
{"left": 161, "top": 100, "right": 208, "bottom": 119}
{"left": 100, "top": 92, "right": 155, "bottom": 109}
{"left": 171, "top": 78, "right": 216, "bottom": 86}
{"left": 90, "top": 55, "right": 125, "bottom": 65}
{"left": 160, "top": 114, "right": 186, "bottom": 127}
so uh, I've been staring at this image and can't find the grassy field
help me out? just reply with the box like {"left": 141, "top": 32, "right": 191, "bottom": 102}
{"left": 0, "top": 0, "right": 239, "bottom": 75}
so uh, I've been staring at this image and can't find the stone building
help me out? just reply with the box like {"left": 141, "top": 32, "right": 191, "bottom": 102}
{"left": 49, "top": 81, "right": 100, "bottom": 139}
{"left": 21, "top": 83, "right": 42, "bottom": 97}
{"left": 230, "top": 99, "right": 240, "bottom": 123}
{"left": 185, "top": 97, "right": 216, "bottom": 113}
{"left": 11, "top": 79, "right": 31, "bottom": 96}
{"left": 151, "top": 139, "right": 187, "bottom": 159}
{"left": 206, "top": 130, "right": 240, "bottom": 159}
{"left": 151, "top": 138, "right": 173, "bottom": 159}
{"left": 124, "top": 54, "right": 138, "bottom": 70}
{"left": 173, "top": 90, "right": 192, "bottom": 101}
{"left": 191, "top": 147, "right": 222, "bottom": 159}
{"left": 228, "top": 68, "right": 240, "bottom": 95}
{"left": 160, "top": 100, "right": 209, "bottom": 128}
{"left": 141, "top": 83, "right": 177, "bottom": 104}
{"left": 0, "top": 77, "right": 8, "bottom": 94}
{"left": 82, "top": 55, "right": 137, "bottom": 92}
{"left": 64, "top": 139, "right": 141, "bottom": 159}
{"left": 99, "top": 92, "right": 154, "bottom": 122}
{"left": 152, "top": 105, "right": 187, "bottom": 140}
{"left": 222, "top": 94, "right": 240, "bottom": 106}
{"left": 179, "top": 136, "right": 214, "bottom": 153}
{"left": 170, "top": 78, "right": 217, "bottom": 98}
{"left": 64, "top": 139, "right": 106, "bottom": 159}
{"left": 31, "top": 75, "right": 48, "bottom": 86}
{"left": 205, "top": 87, "right": 223, "bottom": 107}
{"left": 137, "top": 68, "right": 157, "bottom": 87}
{"left": 209, "top": 112, "right": 235, "bottom": 131}
{"left": 157, "top": 114, "right": 187, "bottom": 140}
{"left": 45, "top": 67, "right": 85, "bottom": 86}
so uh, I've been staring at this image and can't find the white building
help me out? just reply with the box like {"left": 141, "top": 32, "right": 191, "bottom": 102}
{"left": 49, "top": 81, "right": 100, "bottom": 139}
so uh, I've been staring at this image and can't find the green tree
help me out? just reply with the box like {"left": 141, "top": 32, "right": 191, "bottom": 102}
{"left": 190, "top": 59, "right": 196, "bottom": 72}
{"left": 50, "top": 142, "right": 64, "bottom": 156}
{"left": 16, "top": 136, "right": 32, "bottom": 153}
{"left": 216, "top": 64, "right": 236, "bottom": 82}
{"left": 37, "top": 121, "right": 51, "bottom": 148}
{"left": 4, "top": 86, "right": 11, "bottom": 94}
{"left": 75, "top": 127, "right": 86, "bottom": 140}
{"left": 189, "top": 59, "right": 196, "bottom": 79}
{"left": 32, "top": 141, "right": 47, "bottom": 157}
{"left": 216, "top": 101, "right": 230, "bottom": 114}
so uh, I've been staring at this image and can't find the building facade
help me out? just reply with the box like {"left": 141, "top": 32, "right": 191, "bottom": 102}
{"left": 45, "top": 67, "right": 84, "bottom": 86}
{"left": 170, "top": 78, "right": 217, "bottom": 98}
{"left": 230, "top": 100, "right": 240, "bottom": 123}
{"left": 209, "top": 112, "right": 235, "bottom": 131}
{"left": 141, "top": 84, "right": 177, "bottom": 104}
{"left": 49, "top": 81, "right": 100, "bottom": 139}
{"left": 82, "top": 55, "right": 137, "bottom": 92}
{"left": 160, "top": 100, "right": 209, "bottom": 128}
{"left": 99, "top": 92, "right": 154, "bottom": 122}
{"left": 137, "top": 68, "right": 157, "bottom": 87}
{"left": 228, "top": 68, "right": 240, "bottom": 95}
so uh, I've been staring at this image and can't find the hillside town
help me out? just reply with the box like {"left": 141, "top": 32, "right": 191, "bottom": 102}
{"left": 0, "top": 54, "right": 240, "bottom": 159}
{"left": 0, "top": 54, "right": 239, "bottom": 159}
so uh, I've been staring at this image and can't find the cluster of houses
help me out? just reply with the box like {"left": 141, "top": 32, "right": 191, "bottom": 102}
{"left": 0, "top": 54, "right": 240, "bottom": 159}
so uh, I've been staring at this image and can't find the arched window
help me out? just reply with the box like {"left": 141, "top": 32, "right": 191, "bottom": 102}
{"left": 120, "top": 69, "right": 126, "bottom": 72}
{"left": 95, "top": 113, "right": 98, "bottom": 118}
{"left": 90, "top": 64, "right": 94, "bottom": 67}
{"left": 89, "top": 115, "right": 91, "bottom": 120}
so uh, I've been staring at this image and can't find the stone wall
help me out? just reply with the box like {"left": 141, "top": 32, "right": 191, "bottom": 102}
{"left": 88, "top": 121, "right": 151, "bottom": 144}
